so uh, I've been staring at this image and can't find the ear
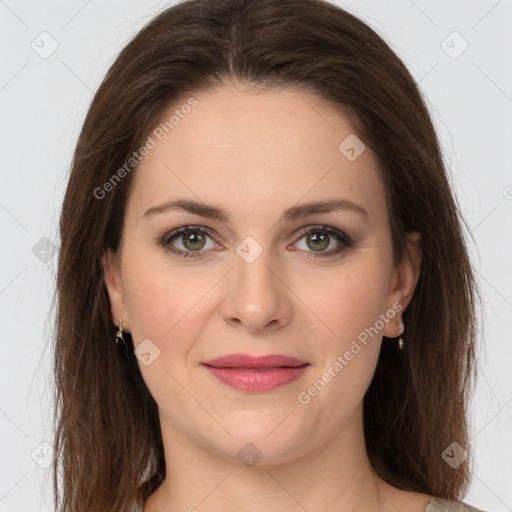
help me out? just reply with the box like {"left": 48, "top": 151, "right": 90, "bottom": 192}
{"left": 383, "top": 231, "right": 422, "bottom": 338}
{"left": 102, "top": 247, "right": 130, "bottom": 331}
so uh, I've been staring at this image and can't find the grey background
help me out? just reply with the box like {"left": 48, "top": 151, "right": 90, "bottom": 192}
{"left": 0, "top": 0, "right": 511, "bottom": 510}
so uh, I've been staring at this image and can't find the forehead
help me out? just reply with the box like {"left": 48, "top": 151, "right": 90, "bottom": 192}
{"left": 127, "top": 85, "right": 386, "bottom": 224}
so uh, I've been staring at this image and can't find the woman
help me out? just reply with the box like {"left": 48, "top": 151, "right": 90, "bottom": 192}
{"left": 52, "top": 0, "right": 484, "bottom": 511}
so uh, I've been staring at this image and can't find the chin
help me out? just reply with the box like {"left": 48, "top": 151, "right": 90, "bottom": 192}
{"left": 203, "top": 415, "right": 310, "bottom": 464}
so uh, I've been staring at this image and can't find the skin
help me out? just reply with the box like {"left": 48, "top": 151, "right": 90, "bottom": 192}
{"left": 103, "top": 83, "right": 427, "bottom": 511}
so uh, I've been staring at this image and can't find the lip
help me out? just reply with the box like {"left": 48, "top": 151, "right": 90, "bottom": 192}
{"left": 203, "top": 353, "right": 307, "bottom": 368}
{"left": 202, "top": 353, "right": 309, "bottom": 392}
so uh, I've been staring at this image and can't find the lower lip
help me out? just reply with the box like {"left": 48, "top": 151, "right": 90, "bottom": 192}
{"left": 203, "top": 364, "right": 309, "bottom": 392}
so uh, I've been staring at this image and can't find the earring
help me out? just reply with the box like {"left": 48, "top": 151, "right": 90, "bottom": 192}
{"left": 398, "top": 318, "right": 404, "bottom": 350}
{"left": 116, "top": 319, "right": 127, "bottom": 348}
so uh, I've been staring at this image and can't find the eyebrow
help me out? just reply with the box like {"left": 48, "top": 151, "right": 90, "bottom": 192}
{"left": 143, "top": 197, "right": 369, "bottom": 222}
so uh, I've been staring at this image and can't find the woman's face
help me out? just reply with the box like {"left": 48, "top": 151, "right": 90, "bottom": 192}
{"left": 103, "top": 85, "right": 420, "bottom": 465}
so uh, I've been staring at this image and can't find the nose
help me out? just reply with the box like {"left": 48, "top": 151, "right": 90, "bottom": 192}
{"left": 221, "top": 245, "right": 292, "bottom": 334}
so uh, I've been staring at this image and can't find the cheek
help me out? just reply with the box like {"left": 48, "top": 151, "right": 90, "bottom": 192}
{"left": 310, "top": 257, "right": 391, "bottom": 350}
{"left": 295, "top": 261, "right": 389, "bottom": 431}
{"left": 120, "top": 251, "right": 216, "bottom": 409}
{"left": 121, "top": 246, "right": 219, "bottom": 355}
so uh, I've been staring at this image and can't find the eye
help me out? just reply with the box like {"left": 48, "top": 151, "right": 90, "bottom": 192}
{"left": 160, "top": 226, "right": 218, "bottom": 258}
{"left": 291, "top": 225, "right": 353, "bottom": 260}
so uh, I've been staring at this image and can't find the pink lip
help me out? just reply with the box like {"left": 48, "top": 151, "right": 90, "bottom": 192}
{"left": 203, "top": 353, "right": 307, "bottom": 368}
{"left": 202, "top": 353, "right": 309, "bottom": 392}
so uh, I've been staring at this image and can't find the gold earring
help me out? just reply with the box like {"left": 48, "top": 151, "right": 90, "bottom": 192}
{"left": 398, "top": 319, "right": 404, "bottom": 349}
{"left": 116, "top": 319, "right": 127, "bottom": 347}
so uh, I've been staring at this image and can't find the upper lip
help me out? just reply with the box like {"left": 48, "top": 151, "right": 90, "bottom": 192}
{"left": 202, "top": 353, "right": 308, "bottom": 368}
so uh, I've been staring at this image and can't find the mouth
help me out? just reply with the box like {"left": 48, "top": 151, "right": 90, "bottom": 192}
{"left": 201, "top": 353, "right": 310, "bottom": 392}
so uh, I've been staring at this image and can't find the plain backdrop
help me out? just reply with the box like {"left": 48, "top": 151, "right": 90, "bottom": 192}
{"left": 0, "top": 1, "right": 511, "bottom": 511}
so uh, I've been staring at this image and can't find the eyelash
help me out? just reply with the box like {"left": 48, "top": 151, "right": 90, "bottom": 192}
{"left": 158, "top": 225, "right": 353, "bottom": 260}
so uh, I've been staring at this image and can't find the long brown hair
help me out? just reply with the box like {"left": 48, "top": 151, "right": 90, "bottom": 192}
{"left": 52, "top": 0, "right": 480, "bottom": 510}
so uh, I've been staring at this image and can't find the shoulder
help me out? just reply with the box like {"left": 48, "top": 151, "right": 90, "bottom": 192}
{"left": 426, "top": 497, "right": 489, "bottom": 512}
